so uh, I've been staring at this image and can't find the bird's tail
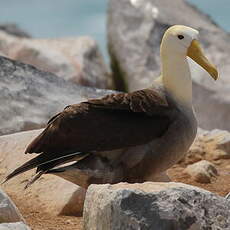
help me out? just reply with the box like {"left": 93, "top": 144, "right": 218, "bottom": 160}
{"left": 2, "top": 151, "right": 88, "bottom": 187}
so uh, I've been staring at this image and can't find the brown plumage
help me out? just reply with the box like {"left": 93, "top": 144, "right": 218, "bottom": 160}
{"left": 5, "top": 88, "right": 174, "bottom": 185}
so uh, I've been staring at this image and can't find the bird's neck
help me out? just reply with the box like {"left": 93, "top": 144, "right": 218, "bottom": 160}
{"left": 161, "top": 50, "right": 193, "bottom": 108}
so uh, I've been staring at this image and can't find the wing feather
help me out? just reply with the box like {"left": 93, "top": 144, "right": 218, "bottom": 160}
{"left": 26, "top": 89, "right": 172, "bottom": 155}
{"left": 6, "top": 88, "right": 175, "bottom": 182}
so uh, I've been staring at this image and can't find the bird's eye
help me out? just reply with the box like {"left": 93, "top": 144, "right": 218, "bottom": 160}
{"left": 177, "top": 35, "right": 184, "bottom": 40}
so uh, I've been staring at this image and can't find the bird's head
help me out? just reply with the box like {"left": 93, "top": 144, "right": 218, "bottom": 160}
{"left": 161, "top": 25, "right": 218, "bottom": 80}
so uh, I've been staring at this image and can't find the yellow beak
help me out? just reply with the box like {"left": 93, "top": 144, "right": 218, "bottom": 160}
{"left": 187, "top": 40, "right": 218, "bottom": 80}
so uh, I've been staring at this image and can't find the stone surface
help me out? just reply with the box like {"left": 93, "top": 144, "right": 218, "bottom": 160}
{"left": 0, "top": 24, "right": 31, "bottom": 38}
{"left": 180, "top": 129, "right": 230, "bottom": 166}
{"left": 0, "top": 189, "right": 25, "bottom": 223}
{"left": 0, "top": 222, "right": 30, "bottom": 230}
{"left": 0, "top": 56, "right": 115, "bottom": 135}
{"left": 0, "top": 30, "right": 111, "bottom": 88}
{"left": 83, "top": 182, "right": 230, "bottom": 230}
{"left": 107, "top": 0, "right": 230, "bottom": 131}
{"left": 184, "top": 160, "right": 218, "bottom": 183}
{"left": 0, "top": 129, "right": 88, "bottom": 216}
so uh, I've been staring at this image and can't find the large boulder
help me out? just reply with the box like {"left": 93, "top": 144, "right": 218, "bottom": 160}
{"left": 107, "top": 0, "right": 230, "bottom": 131}
{"left": 83, "top": 182, "right": 230, "bottom": 230}
{"left": 0, "top": 30, "right": 111, "bottom": 88}
{"left": 0, "top": 56, "right": 115, "bottom": 135}
{"left": 0, "top": 129, "right": 86, "bottom": 216}
{"left": 0, "top": 189, "right": 25, "bottom": 223}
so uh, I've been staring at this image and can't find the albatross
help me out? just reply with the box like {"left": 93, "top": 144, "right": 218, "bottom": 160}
{"left": 5, "top": 25, "right": 218, "bottom": 188}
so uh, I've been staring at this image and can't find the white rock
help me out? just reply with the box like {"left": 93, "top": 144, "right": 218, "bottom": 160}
{"left": 83, "top": 182, "right": 230, "bottom": 230}
{"left": 184, "top": 160, "right": 218, "bottom": 183}
{"left": 180, "top": 128, "right": 230, "bottom": 165}
{"left": 0, "top": 30, "right": 111, "bottom": 88}
{"left": 207, "top": 129, "right": 230, "bottom": 155}
{"left": 0, "top": 222, "right": 30, "bottom": 230}
{"left": 0, "top": 189, "right": 25, "bottom": 223}
{"left": 107, "top": 0, "right": 230, "bottom": 131}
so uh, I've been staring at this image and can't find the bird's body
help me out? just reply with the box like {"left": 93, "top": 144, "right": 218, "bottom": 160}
{"left": 5, "top": 25, "right": 218, "bottom": 188}
{"left": 47, "top": 82, "right": 197, "bottom": 188}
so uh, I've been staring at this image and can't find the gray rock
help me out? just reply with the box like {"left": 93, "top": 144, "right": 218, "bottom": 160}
{"left": 107, "top": 0, "right": 230, "bottom": 131}
{"left": 0, "top": 189, "right": 25, "bottom": 223}
{"left": 0, "top": 24, "right": 31, "bottom": 38}
{"left": 180, "top": 128, "right": 230, "bottom": 165}
{"left": 210, "top": 129, "right": 230, "bottom": 154}
{"left": 83, "top": 182, "right": 230, "bottom": 230}
{"left": 0, "top": 30, "right": 111, "bottom": 88}
{"left": 0, "top": 222, "right": 30, "bottom": 230}
{"left": 184, "top": 160, "right": 218, "bottom": 183}
{"left": 0, "top": 56, "right": 116, "bottom": 135}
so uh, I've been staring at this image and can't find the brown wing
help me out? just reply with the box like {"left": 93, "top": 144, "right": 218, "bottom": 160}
{"left": 26, "top": 89, "right": 172, "bottom": 155}
{"left": 4, "top": 89, "right": 175, "bottom": 183}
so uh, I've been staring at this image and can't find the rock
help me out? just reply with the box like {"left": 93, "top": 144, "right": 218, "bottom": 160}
{"left": 83, "top": 182, "right": 230, "bottom": 230}
{"left": 0, "top": 56, "right": 116, "bottom": 135}
{"left": 208, "top": 130, "right": 230, "bottom": 154}
{"left": 0, "top": 222, "right": 30, "bottom": 230}
{"left": 180, "top": 129, "right": 230, "bottom": 165}
{"left": 107, "top": 0, "right": 230, "bottom": 131}
{"left": 184, "top": 160, "right": 218, "bottom": 183}
{"left": 0, "top": 189, "right": 25, "bottom": 223}
{"left": 0, "top": 129, "right": 87, "bottom": 216}
{"left": 0, "top": 30, "right": 111, "bottom": 88}
{"left": 0, "top": 24, "right": 31, "bottom": 38}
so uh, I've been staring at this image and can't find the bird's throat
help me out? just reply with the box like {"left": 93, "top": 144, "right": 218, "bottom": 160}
{"left": 161, "top": 52, "right": 193, "bottom": 108}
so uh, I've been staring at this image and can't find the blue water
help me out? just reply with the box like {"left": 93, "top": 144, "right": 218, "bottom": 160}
{"left": 188, "top": 0, "right": 230, "bottom": 32}
{"left": 0, "top": 0, "right": 229, "bottom": 57}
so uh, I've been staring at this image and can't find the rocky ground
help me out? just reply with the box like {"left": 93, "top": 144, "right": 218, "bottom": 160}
{"left": 3, "top": 160, "right": 230, "bottom": 230}
{"left": 6, "top": 159, "right": 229, "bottom": 230}
{"left": 6, "top": 194, "right": 83, "bottom": 230}
{"left": 1, "top": 129, "right": 229, "bottom": 229}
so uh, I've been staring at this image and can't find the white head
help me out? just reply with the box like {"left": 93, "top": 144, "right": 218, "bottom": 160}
{"left": 159, "top": 25, "right": 218, "bottom": 107}
{"left": 161, "top": 25, "right": 198, "bottom": 55}
{"left": 161, "top": 25, "right": 218, "bottom": 80}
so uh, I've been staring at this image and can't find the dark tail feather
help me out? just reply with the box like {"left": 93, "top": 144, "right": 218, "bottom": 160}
{"left": 35, "top": 152, "right": 88, "bottom": 172}
{"left": 3, "top": 155, "right": 46, "bottom": 184}
{"left": 3, "top": 151, "right": 87, "bottom": 184}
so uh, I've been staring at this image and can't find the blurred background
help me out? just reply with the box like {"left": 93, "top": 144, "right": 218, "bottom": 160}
{"left": 0, "top": 0, "right": 229, "bottom": 58}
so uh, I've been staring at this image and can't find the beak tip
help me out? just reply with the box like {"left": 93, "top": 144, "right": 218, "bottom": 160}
{"left": 213, "top": 70, "right": 218, "bottom": 81}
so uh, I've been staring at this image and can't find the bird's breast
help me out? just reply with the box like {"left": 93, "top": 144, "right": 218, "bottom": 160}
{"left": 122, "top": 106, "right": 197, "bottom": 182}
{"left": 144, "top": 106, "right": 197, "bottom": 179}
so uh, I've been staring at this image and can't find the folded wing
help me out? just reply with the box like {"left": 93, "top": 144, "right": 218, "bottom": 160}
{"left": 5, "top": 89, "right": 175, "bottom": 183}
